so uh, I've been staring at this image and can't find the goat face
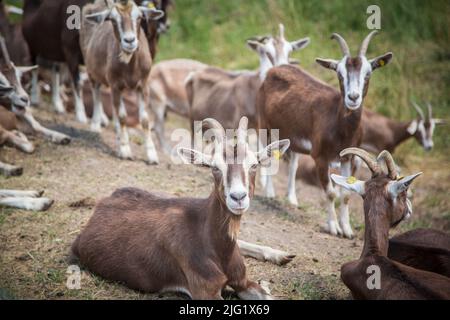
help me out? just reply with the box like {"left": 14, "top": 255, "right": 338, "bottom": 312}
{"left": 316, "top": 31, "right": 393, "bottom": 111}
{"left": 331, "top": 148, "right": 421, "bottom": 228}
{"left": 179, "top": 117, "right": 290, "bottom": 216}
{"left": 408, "top": 102, "right": 445, "bottom": 151}
{"left": 86, "top": 1, "right": 164, "bottom": 55}
{"left": 0, "top": 64, "right": 36, "bottom": 114}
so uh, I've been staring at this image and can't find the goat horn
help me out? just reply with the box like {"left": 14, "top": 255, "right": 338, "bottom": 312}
{"left": 358, "top": 30, "right": 378, "bottom": 56}
{"left": 340, "top": 147, "right": 381, "bottom": 176}
{"left": 411, "top": 101, "right": 425, "bottom": 119}
{"left": 0, "top": 34, "right": 11, "bottom": 65}
{"left": 331, "top": 33, "right": 350, "bottom": 56}
{"left": 427, "top": 102, "right": 433, "bottom": 119}
{"left": 376, "top": 150, "right": 398, "bottom": 179}
{"left": 202, "top": 118, "right": 225, "bottom": 146}
{"left": 279, "top": 24, "right": 285, "bottom": 39}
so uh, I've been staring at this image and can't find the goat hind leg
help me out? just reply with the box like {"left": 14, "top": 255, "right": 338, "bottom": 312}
{"left": 71, "top": 75, "right": 88, "bottom": 124}
{"left": 90, "top": 82, "right": 103, "bottom": 132}
{"left": 237, "top": 240, "right": 295, "bottom": 265}
{"left": 138, "top": 90, "right": 159, "bottom": 164}
{"left": 0, "top": 161, "right": 22, "bottom": 177}
{"left": 30, "top": 68, "right": 40, "bottom": 106}
{"left": 51, "top": 66, "right": 65, "bottom": 114}
{"left": 286, "top": 151, "right": 300, "bottom": 206}
{"left": 112, "top": 91, "right": 133, "bottom": 160}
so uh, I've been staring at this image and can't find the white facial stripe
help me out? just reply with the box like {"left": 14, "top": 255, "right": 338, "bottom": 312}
{"left": 0, "top": 73, "right": 11, "bottom": 87}
{"left": 338, "top": 56, "right": 372, "bottom": 109}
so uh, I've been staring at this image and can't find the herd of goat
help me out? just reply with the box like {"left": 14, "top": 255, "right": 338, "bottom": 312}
{"left": 0, "top": 0, "right": 449, "bottom": 300}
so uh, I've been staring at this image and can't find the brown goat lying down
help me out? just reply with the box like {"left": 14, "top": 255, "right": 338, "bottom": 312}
{"left": 71, "top": 117, "right": 290, "bottom": 299}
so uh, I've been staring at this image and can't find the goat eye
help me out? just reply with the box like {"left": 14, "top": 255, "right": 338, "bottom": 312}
{"left": 212, "top": 166, "right": 221, "bottom": 174}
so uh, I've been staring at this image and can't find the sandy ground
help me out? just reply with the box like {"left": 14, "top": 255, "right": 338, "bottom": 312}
{"left": 0, "top": 103, "right": 448, "bottom": 300}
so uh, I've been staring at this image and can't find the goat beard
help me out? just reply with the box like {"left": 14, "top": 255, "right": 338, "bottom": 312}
{"left": 227, "top": 215, "right": 241, "bottom": 242}
{"left": 118, "top": 50, "right": 134, "bottom": 64}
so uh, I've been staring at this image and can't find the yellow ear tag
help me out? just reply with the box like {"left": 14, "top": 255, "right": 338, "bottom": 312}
{"left": 379, "top": 59, "right": 385, "bottom": 67}
{"left": 346, "top": 176, "right": 357, "bottom": 184}
{"left": 147, "top": 2, "right": 156, "bottom": 9}
{"left": 273, "top": 150, "right": 282, "bottom": 160}
{"left": 396, "top": 175, "right": 404, "bottom": 181}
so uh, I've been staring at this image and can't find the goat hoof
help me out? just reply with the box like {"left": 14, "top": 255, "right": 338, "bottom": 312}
{"left": 90, "top": 122, "right": 102, "bottom": 133}
{"left": 325, "top": 220, "right": 343, "bottom": 236}
{"left": 278, "top": 254, "right": 296, "bottom": 266}
{"left": 7, "top": 166, "right": 23, "bottom": 177}
{"left": 59, "top": 137, "right": 71, "bottom": 145}
{"left": 287, "top": 195, "right": 299, "bottom": 207}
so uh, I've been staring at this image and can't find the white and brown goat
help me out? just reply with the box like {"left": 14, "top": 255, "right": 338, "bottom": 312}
{"left": 71, "top": 117, "right": 290, "bottom": 299}
{"left": 187, "top": 24, "right": 310, "bottom": 131}
{"left": 80, "top": 0, "right": 163, "bottom": 163}
{"left": 331, "top": 148, "right": 450, "bottom": 299}
{"left": 257, "top": 31, "right": 392, "bottom": 238}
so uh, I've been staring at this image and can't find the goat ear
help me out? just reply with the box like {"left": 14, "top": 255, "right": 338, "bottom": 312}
{"left": 246, "top": 40, "right": 263, "bottom": 53}
{"left": 388, "top": 172, "right": 422, "bottom": 198}
{"left": 370, "top": 52, "right": 393, "bottom": 70}
{"left": 315, "top": 58, "right": 338, "bottom": 71}
{"left": 330, "top": 174, "right": 365, "bottom": 195}
{"left": 177, "top": 147, "right": 212, "bottom": 167}
{"left": 257, "top": 139, "right": 290, "bottom": 166}
{"left": 17, "top": 65, "right": 38, "bottom": 75}
{"left": 291, "top": 37, "right": 310, "bottom": 52}
{"left": 406, "top": 120, "right": 418, "bottom": 135}
{"left": 85, "top": 9, "right": 110, "bottom": 24}
{"left": 140, "top": 7, "right": 165, "bottom": 20}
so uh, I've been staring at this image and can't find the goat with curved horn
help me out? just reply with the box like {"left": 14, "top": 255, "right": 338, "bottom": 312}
{"left": 331, "top": 33, "right": 350, "bottom": 56}
{"left": 427, "top": 102, "right": 433, "bottom": 119}
{"left": 201, "top": 118, "right": 226, "bottom": 146}
{"left": 377, "top": 150, "right": 398, "bottom": 179}
{"left": 358, "top": 30, "right": 378, "bottom": 56}
{"left": 340, "top": 147, "right": 381, "bottom": 176}
{"left": 411, "top": 101, "right": 425, "bottom": 119}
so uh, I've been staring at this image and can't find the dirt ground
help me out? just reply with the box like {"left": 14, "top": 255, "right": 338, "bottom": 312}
{"left": 0, "top": 103, "right": 449, "bottom": 300}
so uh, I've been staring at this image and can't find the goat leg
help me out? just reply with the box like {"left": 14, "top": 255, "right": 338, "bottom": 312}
{"left": 20, "top": 109, "right": 71, "bottom": 145}
{"left": 237, "top": 240, "right": 295, "bottom": 265}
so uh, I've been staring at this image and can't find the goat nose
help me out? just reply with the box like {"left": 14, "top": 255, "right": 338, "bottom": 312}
{"left": 348, "top": 93, "right": 360, "bottom": 102}
{"left": 124, "top": 36, "right": 136, "bottom": 44}
{"left": 20, "top": 96, "right": 29, "bottom": 104}
{"left": 230, "top": 192, "right": 247, "bottom": 202}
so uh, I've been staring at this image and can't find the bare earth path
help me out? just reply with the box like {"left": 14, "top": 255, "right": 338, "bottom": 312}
{"left": 0, "top": 105, "right": 448, "bottom": 300}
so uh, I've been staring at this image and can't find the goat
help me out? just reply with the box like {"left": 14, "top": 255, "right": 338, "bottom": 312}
{"left": 296, "top": 103, "right": 445, "bottom": 187}
{"left": 0, "top": 36, "right": 71, "bottom": 145}
{"left": 22, "top": 0, "right": 91, "bottom": 123}
{"left": 331, "top": 148, "right": 450, "bottom": 299}
{"left": 0, "top": 43, "right": 53, "bottom": 211}
{"left": 257, "top": 31, "right": 392, "bottom": 238}
{"left": 187, "top": 24, "right": 310, "bottom": 131}
{"left": 71, "top": 117, "right": 290, "bottom": 299}
{"left": 80, "top": 0, "right": 164, "bottom": 163}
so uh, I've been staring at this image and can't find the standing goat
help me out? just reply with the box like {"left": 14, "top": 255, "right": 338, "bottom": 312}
{"left": 71, "top": 117, "right": 290, "bottom": 299}
{"left": 331, "top": 148, "right": 450, "bottom": 299}
{"left": 80, "top": 0, "right": 163, "bottom": 163}
{"left": 187, "top": 24, "right": 310, "bottom": 131}
{"left": 257, "top": 31, "right": 392, "bottom": 238}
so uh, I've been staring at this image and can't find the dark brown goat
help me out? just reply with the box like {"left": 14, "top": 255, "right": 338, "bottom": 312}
{"left": 257, "top": 31, "right": 392, "bottom": 238}
{"left": 71, "top": 117, "right": 290, "bottom": 299}
{"left": 331, "top": 148, "right": 450, "bottom": 299}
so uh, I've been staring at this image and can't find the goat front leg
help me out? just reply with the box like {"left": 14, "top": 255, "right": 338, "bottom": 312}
{"left": 5, "top": 130, "right": 34, "bottom": 154}
{"left": 287, "top": 151, "right": 300, "bottom": 206}
{"left": 30, "top": 68, "right": 40, "bottom": 106}
{"left": 51, "top": 65, "right": 65, "bottom": 114}
{"left": 70, "top": 75, "right": 87, "bottom": 124}
{"left": 20, "top": 109, "right": 71, "bottom": 145}
{"left": 149, "top": 99, "right": 170, "bottom": 156}
{"left": 112, "top": 90, "right": 133, "bottom": 160}
{"left": 234, "top": 280, "right": 273, "bottom": 300}
{"left": 0, "top": 195, "right": 53, "bottom": 211}
{"left": 316, "top": 159, "right": 342, "bottom": 236}
{"left": 237, "top": 240, "right": 295, "bottom": 265}
{"left": 0, "top": 161, "right": 22, "bottom": 177}
{"left": 138, "top": 89, "right": 159, "bottom": 164}
{"left": 338, "top": 155, "right": 354, "bottom": 239}
{"left": 90, "top": 82, "right": 103, "bottom": 132}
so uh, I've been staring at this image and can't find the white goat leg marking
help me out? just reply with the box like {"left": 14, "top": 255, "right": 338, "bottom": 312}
{"left": 287, "top": 152, "right": 299, "bottom": 206}
{"left": 71, "top": 80, "right": 87, "bottom": 124}
{"left": 0, "top": 197, "right": 53, "bottom": 211}
{"left": 30, "top": 68, "right": 40, "bottom": 105}
{"left": 339, "top": 160, "right": 354, "bottom": 238}
{"left": 0, "top": 189, "right": 42, "bottom": 198}
{"left": 265, "top": 174, "right": 275, "bottom": 198}
{"left": 21, "top": 110, "right": 70, "bottom": 144}
{"left": 138, "top": 91, "right": 159, "bottom": 164}
{"left": 116, "top": 98, "right": 133, "bottom": 159}
{"left": 90, "top": 85, "right": 103, "bottom": 132}
{"left": 324, "top": 181, "right": 342, "bottom": 236}
{"left": 237, "top": 286, "right": 273, "bottom": 300}
{"left": 51, "top": 68, "right": 65, "bottom": 113}
{"left": 238, "top": 240, "right": 293, "bottom": 265}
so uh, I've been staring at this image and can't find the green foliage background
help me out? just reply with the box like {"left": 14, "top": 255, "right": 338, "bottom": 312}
{"left": 5, "top": 0, "right": 450, "bottom": 156}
